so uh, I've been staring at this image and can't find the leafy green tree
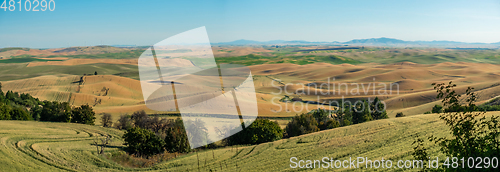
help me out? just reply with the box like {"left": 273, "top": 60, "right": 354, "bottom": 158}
{"left": 370, "top": 97, "right": 388, "bottom": 119}
{"left": 123, "top": 127, "right": 165, "bottom": 157}
{"left": 335, "top": 104, "right": 353, "bottom": 127}
{"left": 0, "top": 103, "right": 11, "bottom": 120}
{"left": 319, "top": 118, "right": 340, "bottom": 130}
{"left": 30, "top": 104, "right": 43, "bottom": 121}
{"left": 71, "top": 104, "right": 96, "bottom": 125}
{"left": 285, "top": 113, "right": 319, "bottom": 137}
{"left": 164, "top": 118, "right": 190, "bottom": 153}
{"left": 228, "top": 119, "right": 283, "bottom": 145}
{"left": 413, "top": 81, "right": 500, "bottom": 171}
{"left": 40, "top": 101, "right": 71, "bottom": 122}
{"left": 362, "top": 100, "right": 373, "bottom": 122}
{"left": 11, "top": 106, "right": 31, "bottom": 120}
{"left": 431, "top": 82, "right": 500, "bottom": 158}
{"left": 311, "top": 108, "right": 330, "bottom": 123}
{"left": 351, "top": 103, "right": 364, "bottom": 124}
{"left": 0, "top": 82, "right": 5, "bottom": 103}
{"left": 431, "top": 104, "right": 443, "bottom": 113}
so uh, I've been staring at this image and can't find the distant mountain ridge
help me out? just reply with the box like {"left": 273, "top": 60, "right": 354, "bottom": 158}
{"left": 214, "top": 37, "right": 500, "bottom": 48}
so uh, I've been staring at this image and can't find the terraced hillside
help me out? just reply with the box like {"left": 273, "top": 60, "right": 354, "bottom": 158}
{"left": 3, "top": 112, "right": 497, "bottom": 171}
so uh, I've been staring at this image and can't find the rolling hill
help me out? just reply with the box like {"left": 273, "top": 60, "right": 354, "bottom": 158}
{"left": 1, "top": 112, "right": 497, "bottom": 171}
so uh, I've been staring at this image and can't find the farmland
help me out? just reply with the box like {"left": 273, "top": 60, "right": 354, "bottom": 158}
{"left": 4, "top": 111, "right": 498, "bottom": 171}
{"left": 0, "top": 45, "right": 500, "bottom": 170}
{"left": 1, "top": 46, "right": 500, "bottom": 121}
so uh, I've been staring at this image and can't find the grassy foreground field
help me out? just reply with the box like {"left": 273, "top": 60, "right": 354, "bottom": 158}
{"left": 2, "top": 112, "right": 498, "bottom": 171}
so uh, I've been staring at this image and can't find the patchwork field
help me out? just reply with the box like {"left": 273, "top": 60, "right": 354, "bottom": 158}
{"left": 0, "top": 45, "right": 499, "bottom": 171}
{"left": 1, "top": 46, "right": 500, "bottom": 123}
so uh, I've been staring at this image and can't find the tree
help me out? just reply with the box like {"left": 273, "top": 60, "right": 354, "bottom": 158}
{"left": 0, "top": 103, "right": 11, "bottom": 120}
{"left": 335, "top": 104, "right": 352, "bottom": 126}
{"left": 11, "top": 106, "right": 31, "bottom": 120}
{"left": 30, "top": 104, "right": 43, "bottom": 121}
{"left": 370, "top": 97, "right": 388, "bottom": 119}
{"left": 284, "top": 113, "right": 319, "bottom": 138}
{"left": 413, "top": 81, "right": 500, "bottom": 171}
{"left": 0, "top": 82, "right": 4, "bottom": 103}
{"left": 311, "top": 108, "right": 330, "bottom": 123}
{"left": 123, "top": 127, "right": 165, "bottom": 157}
{"left": 71, "top": 104, "right": 96, "bottom": 125}
{"left": 227, "top": 119, "right": 283, "bottom": 145}
{"left": 40, "top": 101, "right": 71, "bottom": 122}
{"left": 94, "top": 71, "right": 98, "bottom": 75}
{"left": 164, "top": 118, "right": 190, "bottom": 153}
{"left": 431, "top": 104, "right": 442, "bottom": 113}
{"left": 319, "top": 118, "right": 340, "bottom": 130}
{"left": 184, "top": 119, "right": 210, "bottom": 148}
{"left": 351, "top": 102, "right": 364, "bottom": 124}
{"left": 115, "top": 114, "right": 133, "bottom": 130}
{"left": 93, "top": 135, "right": 111, "bottom": 155}
{"left": 100, "top": 113, "right": 113, "bottom": 127}
{"left": 131, "top": 110, "right": 149, "bottom": 128}
{"left": 431, "top": 82, "right": 499, "bottom": 158}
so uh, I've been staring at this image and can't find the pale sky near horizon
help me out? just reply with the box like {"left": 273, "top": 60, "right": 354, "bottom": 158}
{"left": 0, "top": 0, "right": 499, "bottom": 48}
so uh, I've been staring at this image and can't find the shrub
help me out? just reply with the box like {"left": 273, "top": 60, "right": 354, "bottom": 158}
{"left": 423, "top": 111, "right": 431, "bottom": 114}
{"left": 101, "top": 113, "right": 113, "bottom": 127}
{"left": 285, "top": 113, "right": 319, "bottom": 138}
{"left": 395, "top": 112, "right": 405, "bottom": 117}
{"left": 123, "top": 127, "right": 165, "bottom": 157}
{"left": 319, "top": 119, "right": 340, "bottom": 130}
{"left": 431, "top": 104, "right": 442, "bottom": 113}
{"left": 227, "top": 119, "right": 283, "bottom": 145}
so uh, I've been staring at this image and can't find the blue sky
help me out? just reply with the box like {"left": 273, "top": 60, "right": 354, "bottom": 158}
{"left": 0, "top": 0, "right": 499, "bottom": 48}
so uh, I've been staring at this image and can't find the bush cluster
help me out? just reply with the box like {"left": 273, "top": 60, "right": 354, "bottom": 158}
{"left": 226, "top": 119, "right": 283, "bottom": 145}
{"left": 285, "top": 97, "right": 389, "bottom": 138}
{"left": 0, "top": 82, "right": 96, "bottom": 125}
{"left": 119, "top": 111, "right": 191, "bottom": 156}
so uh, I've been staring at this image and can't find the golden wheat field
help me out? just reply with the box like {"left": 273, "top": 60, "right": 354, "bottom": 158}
{"left": 3, "top": 61, "right": 500, "bottom": 122}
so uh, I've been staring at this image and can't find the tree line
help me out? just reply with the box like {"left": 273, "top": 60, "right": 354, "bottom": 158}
{"left": 117, "top": 110, "right": 284, "bottom": 157}
{"left": 284, "top": 97, "right": 388, "bottom": 138}
{"left": 0, "top": 82, "right": 96, "bottom": 125}
{"left": 120, "top": 97, "right": 390, "bottom": 157}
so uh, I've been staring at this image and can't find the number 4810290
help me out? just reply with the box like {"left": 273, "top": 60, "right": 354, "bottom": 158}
{"left": 1, "top": 0, "right": 55, "bottom": 11}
